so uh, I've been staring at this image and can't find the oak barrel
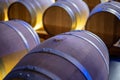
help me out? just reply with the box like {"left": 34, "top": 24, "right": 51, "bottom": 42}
{"left": 114, "top": 0, "right": 120, "bottom": 2}
{"left": 0, "top": 6, "right": 4, "bottom": 21}
{"left": 4, "top": 30, "right": 109, "bottom": 80}
{"left": 8, "top": 0, "right": 55, "bottom": 30}
{"left": 83, "top": 0, "right": 110, "bottom": 11}
{"left": 0, "top": 19, "right": 40, "bottom": 79}
{"left": 0, "top": 0, "right": 18, "bottom": 21}
{"left": 43, "top": 0, "right": 89, "bottom": 36}
{"left": 85, "top": 1, "right": 120, "bottom": 56}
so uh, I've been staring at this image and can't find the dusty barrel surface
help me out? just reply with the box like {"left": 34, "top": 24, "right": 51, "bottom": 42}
{"left": 85, "top": 1, "right": 120, "bottom": 56}
{"left": 0, "top": 0, "right": 18, "bottom": 21}
{"left": 83, "top": 0, "right": 110, "bottom": 11}
{"left": 43, "top": 0, "right": 89, "bottom": 36}
{"left": 0, "top": 20, "right": 40, "bottom": 79}
{"left": 4, "top": 30, "right": 109, "bottom": 80}
{"left": 8, "top": 0, "right": 55, "bottom": 30}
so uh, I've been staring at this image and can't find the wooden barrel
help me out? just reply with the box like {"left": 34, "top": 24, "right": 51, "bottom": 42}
{"left": 0, "top": 0, "right": 18, "bottom": 21}
{"left": 43, "top": 0, "right": 89, "bottom": 36}
{"left": 4, "top": 30, "right": 109, "bottom": 80}
{"left": 83, "top": 0, "right": 110, "bottom": 11}
{"left": 114, "top": 0, "right": 120, "bottom": 2}
{"left": 0, "top": 19, "right": 40, "bottom": 79}
{"left": 85, "top": 1, "right": 120, "bottom": 56}
{"left": 8, "top": 0, "right": 55, "bottom": 30}
{"left": 109, "top": 58, "right": 120, "bottom": 80}
{"left": 0, "top": 6, "right": 4, "bottom": 20}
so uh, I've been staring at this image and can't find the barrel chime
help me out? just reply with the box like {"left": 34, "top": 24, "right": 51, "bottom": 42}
{"left": 8, "top": 0, "right": 55, "bottom": 30}
{"left": 43, "top": 0, "right": 89, "bottom": 36}
{"left": 4, "top": 30, "right": 109, "bottom": 80}
{"left": 0, "top": 0, "right": 18, "bottom": 21}
{"left": 0, "top": 20, "right": 40, "bottom": 79}
{"left": 0, "top": 0, "right": 120, "bottom": 80}
{"left": 85, "top": 1, "right": 120, "bottom": 57}
{"left": 83, "top": 0, "right": 110, "bottom": 11}
{"left": 0, "top": 0, "right": 54, "bottom": 79}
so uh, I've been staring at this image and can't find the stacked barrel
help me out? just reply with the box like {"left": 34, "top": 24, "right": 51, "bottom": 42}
{"left": 4, "top": 30, "right": 109, "bottom": 80}
{"left": 0, "top": 0, "right": 18, "bottom": 21}
{"left": 85, "top": 1, "right": 120, "bottom": 57}
{"left": 8, "top": 0, "right": 55, "bottom": 30}
{"left": 0, "top": 0, "right": 54, "bottom": 79}
{"left": 43, "top": 0, "right": 89, "bottom": 35}
{"left": 85, "top": 1, "right": 120, "bottom": 79}
{"left": 0, "top": 0, "right": 119, "bottom": 80}
{"left": 0, "top": 20, "right": 40, "bottom": 79}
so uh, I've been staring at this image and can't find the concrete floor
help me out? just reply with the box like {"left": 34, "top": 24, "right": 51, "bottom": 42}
{"left": 109, "top": 58, "right": 120, "bottom": 80}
